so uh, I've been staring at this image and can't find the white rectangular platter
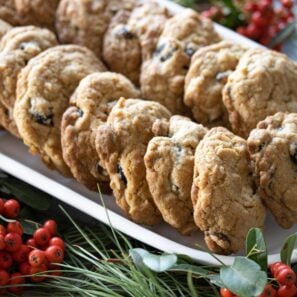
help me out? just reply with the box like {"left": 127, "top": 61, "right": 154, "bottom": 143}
{"left": 0, "top": 0, "right": 296, "bottom": 266}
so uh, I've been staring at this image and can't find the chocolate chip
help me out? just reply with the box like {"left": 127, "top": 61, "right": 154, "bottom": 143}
{"left": 290, "top": 143, "right": 297, "bottom": 164}
{"left": 77, "top": 109, "right": 84, "bottom": 117}
{"left": 117, "top": 164, "right": 127, "bottom": 185}
{"left": 154, "top": 43, "right": 166, "bottom": 56}
{"left": 184, "top": 47, "right": 196, "bottom": 57}
{"left": 116, "top": 26, "right": 135, "bottom": 39}
{"left": 31, "top": 112, "right": 53, "bottom": 126}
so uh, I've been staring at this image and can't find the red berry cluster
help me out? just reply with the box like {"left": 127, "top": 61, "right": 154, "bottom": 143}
{"left": 220, "top": 261, "right": 297, "bottom": 297}
{"left": 237, "top": 0, "right": 295, "bottom": 50}
{"left": 0, "top": 198, "right": 65, "bottom": 294}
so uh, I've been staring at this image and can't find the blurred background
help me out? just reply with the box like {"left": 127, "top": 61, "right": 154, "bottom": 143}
{"left": 171, "top": 0, "right": 297, "bottom": 60}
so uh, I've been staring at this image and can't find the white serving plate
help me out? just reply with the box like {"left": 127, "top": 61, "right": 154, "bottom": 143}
{"left": 0, "top": 0, "right": 295, "bottom": 266}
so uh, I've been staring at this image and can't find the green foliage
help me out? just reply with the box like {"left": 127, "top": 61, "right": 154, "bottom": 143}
{"left": 245, "top": 228, "right": 268, "bottom": 272}
{"left": 281, "top": 233, "right": 297, "bottom": 266}
{"left": 220, "top": 257, "right": 267, "bottom": 297}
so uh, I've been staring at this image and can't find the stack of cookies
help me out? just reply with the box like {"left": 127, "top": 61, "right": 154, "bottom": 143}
{"left": 1, "top": 0, "right": 297, "bottom": 255}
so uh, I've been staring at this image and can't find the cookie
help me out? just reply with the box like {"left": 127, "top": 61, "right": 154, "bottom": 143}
{"left": 248, "top": 112, "right": 297, "bottom": 228}
{"left": 184, "top": 41, "right": 246, "bottom": 126}
{"left": 0, "top": 26, "right": 58, "bottom": 137}
{"left": 61, "top": 72, "right": 139, "bottom": 191}
{"left": 140, "top": 9, "right": 220, "bottom": 114}
{"left": 0, "top": 0, "right": 19, "bottom": 25}
{"left": 14, "top": 0, "right": 60, "bottom": 30}
{"left": 56, "top": 0, "right": 136, "bottom": 58}
{"left": 14, "top": 45, "right": 106, "bottom": 176}
{"left": 103, "top": 10, "right": 141, "bottom": 85}
{"left": 144, "top": 115, "right": 208, "bottom": 234}
{"left": 96, "top": 98, "right": 171, "bottom": 225}
{"left": 103, "top": 1, "right": 170, "bottom": 86}
{"left": 192, "top": 127, "right": 266, "bottom": 254}
{"left": 223, "top": 48, "right": 297, "bottom": 138}
{"left": 0, "top": 19, "right": 11, "bottom": 40}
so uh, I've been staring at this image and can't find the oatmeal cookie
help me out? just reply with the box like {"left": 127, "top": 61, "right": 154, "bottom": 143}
{"left": 184, "top": 41, "right": 246, "bottom": 126}
{"left": 14, "top": 0, "right": 60, "bottom": 30}
{"left": 103, "top": 1, "right": 169, "bottom": 85}
{"left": 223, "top": 48, "right": 297, "bottom": 138}
{"left": 144, "top": 115, "right": 208, "bottom": 234}
{"left": 14, "top": 45, "right": 106, "bottom": 176}
{"left": 192, "top": 127, "right": 266, "bottom": 254}
{"left": 140, "top": 9, "right": 220, "bottom": 114}
{"left": 0, "top": 19, "right": 11, "bottom": 40}
{"left": 103, "top": 10, "right": 141, "bottom": 85}
{"left": 0, "top": 0, "right": 19, "bottom": 25}
{"left": 248, "top": 112, "right": 297, "bottom": 228}
{"left": 56, "top": 0, "right": 136, "bottom": 58}
{"left": 61, "top": 72, "right": 139, "bottom": 191}
{"left": 0, "top": 26, "right": 58, "bottom": 137}
{"left": 96, "top": 98, "right": 171, "bottom": 225}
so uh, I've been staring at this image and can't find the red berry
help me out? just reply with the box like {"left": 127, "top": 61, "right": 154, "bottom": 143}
{"left": 258, "top": 0, "right": 272, "bottom": 12}
{"left": 0, "top": 235, "right": 5, "bottom": 251}
{"left": 7, "top": 221, "right": 23, "bottom": 236}
{"left": 0, "top": 199, "right": 4, "bottom": 215}
{"left": 258, "top": 284, "right": 277, "bottom": 297}
{"left": 43, "top": 220, "right": 57, "bottom": 236}
{"left": 0, "top": 251, "right": 12, "bottom": 269}
{"left": 12, "top": 244, "right": 30, "bottom": 263}
{"left": 220, "top": 288, "right": 236, "bottom": 297}
{"left": 30, "top": 263, "right": 47, "bottom": 282}
{"left": 281, "top": 0, "right": 293, "bottom": 9}
{"left": 29, "top": 249, "right": 46, "bottom": 267}
{"left": 0, "top": 270, "right": 9, "bottom": 286}
{"left": 3, "top": 199, "right": 20, "bottom": 218}
{"left": 269, "top": 262, "right": 285, "bottom": 275}
{"left": 19, "top": 262, "right": 31, "bottom": 275}
{"left": 278, "top": 285, "right": 297, "bottom": 297}
{"left": 244, "top": 2, "right": 258, "bottom": 12}
{"left": 45, "top": 245, "right": 64, "bottom": 263}
{"left": 276, "top": 267, "right": 296, "bottom": 286}
{"left": 0, "top": 225, "right": 6, "bottom": 236}
{"left": 252, "top": 11, "right": 268, "bottom": 28}
{"left": 49, "top": 237, "right": 65, "bottom": 251}
{"left": 4, "top": 232, "right": 22, "bottom": 252}
{"left": 237, "top": 27, "right": 248, "bottom": 36}
{"left": 246, "top": 23, "right": 260, "bottom": 39}
{"left": 8, "top": 272, "right": 25, "bottom": 294}
{"left": 26, "top": 238, "right": 38, "bottom": 249}
{"left": 34, "top": 227, "right": 51, "bottom": 246}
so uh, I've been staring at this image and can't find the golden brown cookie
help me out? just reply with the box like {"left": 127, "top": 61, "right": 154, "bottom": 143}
{"left": 223, "top": 48, "right": 297, "bottom": 138}
{"left": 14, "top": 45, "right": 106, "bottom": 176}
{"left": 0, "top": 19, "right": 11, "bottom": 40}
{"left": 184, "top": 41, "right": 246, "bottom": 126}
{"left": 14, "top": 0, "right": 60, "bottom": 30}
{"left": 56, "top": 0, "right": 136, "bottom": 58}
{"left": 61, "top": 72, "right": 139, "bottom": 191}
{"left": 103, "top": 1, "right": 170, "bottom": 86}
{"left": 144, "top": 115, "right": 208, "bottom": 234}
{"left": 0, "top": 0, "right": 19, "bottom": 25}
{"left": 140, "top": 9, "right": 220, "bottom": 114}
{"left": 248, "top": 112, "right": 297, "bottom": 229}
{"left": 192, "top": 127, "right": 266, "bottom": 254}
{"left": 0, "top": 26, "right": 58, "bottom": 137}
{"left": 96, "top": 98, "right": 171, "bottom": 225}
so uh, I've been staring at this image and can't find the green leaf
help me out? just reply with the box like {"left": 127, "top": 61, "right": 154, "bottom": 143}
{"left": 281, "top": 234, "right": 297, "bottom": 266}
{"left": 169, "top": 263, "right": 209, "bottom": 277}
{"left": 19, "top": 219, "right": 38, "bottom": 235}
{"left": 268, "top": 21, "right": 296, "bottom": 48}
{"left": 129, "top": 248, "right": 177, "bottom": 272}
{"left": 245, "top": 228, "right": 267, "bottom": 271}
{"left": 220, "top": 257, "right": 267, "bottom": 297}
{"left": 0, "top": 177, "right": 52, "bottom": 210}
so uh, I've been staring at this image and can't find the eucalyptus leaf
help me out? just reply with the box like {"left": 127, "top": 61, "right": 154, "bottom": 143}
{"left": 20, "top": 219, "right": 38, "bottom": 235}
{"left": 245, "top": 228, "right": 267, "bottom": 271}
{"left": 209, "top": 274, "right": 225, "bottom": 288}
{"left": 169, "top": 263, "right": 209, "bottom": 276}
{"left": 220, "top": 257, "right": 267, "bottom": 297}
{"left": 0, "top": 177, "right": 52, "bottom": 210}
{"left": 281, "top": 233, "right": 297, "bottom": 265}
{"left": 129, "top": 248, "right": 177, "bottom": 272}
